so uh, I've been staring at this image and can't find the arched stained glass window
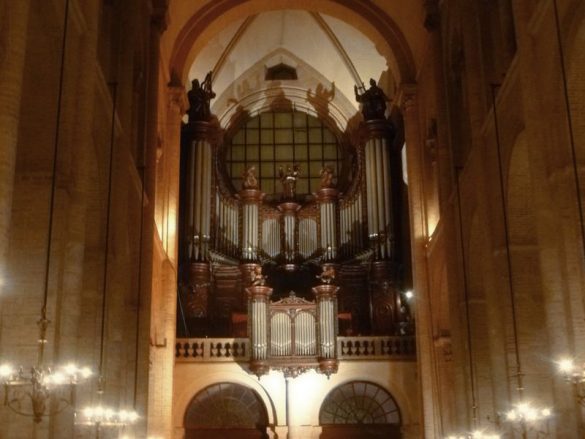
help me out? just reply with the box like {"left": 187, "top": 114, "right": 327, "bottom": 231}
{"left": 319, "top": 381, "right": 401, "bottom": 425}
{"left": 184, "top": 382, "right": 268, "bottom": 430}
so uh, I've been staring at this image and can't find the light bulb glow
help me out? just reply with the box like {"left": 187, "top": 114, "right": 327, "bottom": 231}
{"left": 557, "top": 358, "right": 575, "bottom": 374}
{"left": 78, "top": 405, "right": 139, "bottom": 427}
{"left": 503, "top": 402, "right": 552, "bottom": 423}
{"left": 0, "top": 364, "right": 14, "bottom": 377}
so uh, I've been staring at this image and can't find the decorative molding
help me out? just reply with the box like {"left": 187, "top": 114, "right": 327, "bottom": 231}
{"left": 395, "top": 83, "right": 417, "bottom": 111}
{"left": 168, "top": 85, "right": 188, "bottom": 115}
{"left": 275, "top": 365, "right": 316, "bottom": 379}
{"left": 271, "top": 293, "right": 315, "bottom": 306}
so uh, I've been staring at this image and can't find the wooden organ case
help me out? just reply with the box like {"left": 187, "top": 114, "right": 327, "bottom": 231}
{"left": 177, "top": 103, "right": 413, "bottom": 378}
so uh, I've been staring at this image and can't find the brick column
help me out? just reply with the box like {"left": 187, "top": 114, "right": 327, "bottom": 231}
{"left": 400, "top": 84, "right": 441, "bottom": 438}
{"left": 0, "top": 0, "right": 31, "bottom": 287}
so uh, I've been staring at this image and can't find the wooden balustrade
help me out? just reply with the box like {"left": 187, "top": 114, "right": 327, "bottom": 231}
{"left": 175, "top": 336, "right": 415, "bottom": 362}
{"left": 338, "top": 336, "right": 416, "bottom": 360}
{"left": 175, "top": 338, "right": 249, "bottom": 361}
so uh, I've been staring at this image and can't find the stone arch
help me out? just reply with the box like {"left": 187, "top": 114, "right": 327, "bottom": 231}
{"left": 184, "top": 382, "right": 269, "bottom": 438}
{"left": 169, "top": 0, "right": 416, "bottom": 87}
{"left": 318, "top": 380, "right": 401, "bottom": 438}
{"left": 173, "top": 369, "right": 277, "bottom": 433}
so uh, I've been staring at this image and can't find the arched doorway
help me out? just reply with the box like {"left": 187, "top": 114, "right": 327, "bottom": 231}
{"left": 319, "top": 380, "right": 402, "bottom": 438}
{"left": 184, "top": 382, "right": 269, "bottom": 439}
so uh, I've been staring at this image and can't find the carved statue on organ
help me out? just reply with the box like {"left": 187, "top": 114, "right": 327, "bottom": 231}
{"left": 319, "top": 165, "right": 335, "bottom": 189}
{"left": 242, "top": 165, "right": 259, "bottom": 190}
{"left": 279, "top": 164, "right": 300, "bottom": 199}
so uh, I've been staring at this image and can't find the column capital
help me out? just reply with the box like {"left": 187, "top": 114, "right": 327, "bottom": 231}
{"left": 316, "top": 188, "right": 339, "bottom": 203}
{"left": 396, "top": 83, "right": 418, "bottom": 111}
{"left": 277, "top": 201, "right": 301, "bottom": 215}
{"left": 365, "top": 120, "right": 394, "bottom": 140}
{"left": 167, "top": 85, "right": 188, "bottom": 116}
{"left": 312, "top": 284, "right": 340, "bottom": 300}
{"left": 186, "top": 121, "right": 215, "bottom": 142}
{"left": 246, "top": 285, "right": 274, "bottom": 301}
{"left": 238, "top": 189, "right": 264, "bottom": 204}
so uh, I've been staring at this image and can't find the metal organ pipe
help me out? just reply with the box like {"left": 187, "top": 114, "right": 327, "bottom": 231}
{"left": 382, "top": 139, "right": 392, "bottom": 258}
{"left": 188, "top": 144, "right": 196, "bottom": 258}
{"left": 375, "top": 140, "right": 386, "bottom": 258}
{"left": 363, "top": 122, "right": 394, "bottom": 259}
{"left": 356, "top": 193, "right": 363, "bottom": 249}
{"left": 192, "top": 141, "right": 202, "bottom": 260}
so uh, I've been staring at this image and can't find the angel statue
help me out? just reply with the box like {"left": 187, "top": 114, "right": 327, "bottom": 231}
{"left": 279, "top": 164, "right": 300, "bottom": 199}
{"left": 320, "top": 165, "right": 335, "bottom": 188}
{"left": 242, "top": 165, "right": 259, "bottom": 190}
{"left": 316, "top": 265, "right": 336, "bottom": 285}
{"left": 251, "top": 265, "right": 267, "bottom": 286}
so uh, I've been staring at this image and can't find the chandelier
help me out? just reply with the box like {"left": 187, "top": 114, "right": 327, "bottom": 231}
{"left": 446, "top": 432, "right": 500, "bottom": 439}
{"left": 496, "top": 402, "right": 552, "bottom": 438}
{"left": 76, "top": 405, "right": 139, "bottom": 429}
{"left": 557, "top": 359, "right": 585, "bottom": 405}
{"left": 0, "top": 353, "right": 92, "bottom": 423}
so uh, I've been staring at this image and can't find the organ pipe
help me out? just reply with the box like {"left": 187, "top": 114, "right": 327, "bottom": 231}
{"left": 363, "top": 121, "right": 394, "bottom": 260}
{"left": 317, "top": 188, "right": 339, "bottom": 260}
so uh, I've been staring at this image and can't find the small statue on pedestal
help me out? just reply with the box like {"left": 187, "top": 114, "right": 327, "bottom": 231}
{"left": 242, "top": 165, "right": 259, "bottom": 190}
{"left": 251, "top": 265, "right": 267, "bottom": 286}
{"left": 354, "top": 78, "right": 389, "bottom": 121}
{"left": 187, "top": 71, "right": 216, "bottom": 122}
{"left": 279, "top": 164, "right": 300, "bottom": 199}
{"left": 316, "top": 265, "right": 336, "bottom": 285}
{"left": 319, "top": 165, "right": 335, "bottom": 188}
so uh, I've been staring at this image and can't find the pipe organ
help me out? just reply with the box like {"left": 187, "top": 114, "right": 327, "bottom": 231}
{"left": 178, "top": 96, "right": 413, "bottom": 378}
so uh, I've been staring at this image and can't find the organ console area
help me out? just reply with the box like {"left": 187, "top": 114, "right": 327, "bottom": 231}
{"left": 177, "top": 83, "right": 414, "bottom": 377}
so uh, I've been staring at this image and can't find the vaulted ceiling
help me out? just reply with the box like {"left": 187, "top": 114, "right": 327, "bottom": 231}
{"left": 187, "top": 10, "right": 389, "bottom": 130}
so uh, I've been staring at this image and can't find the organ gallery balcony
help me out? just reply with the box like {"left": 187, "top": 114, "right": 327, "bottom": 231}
{"left": 175, "top": 335, "right": 416, "bottom": 363}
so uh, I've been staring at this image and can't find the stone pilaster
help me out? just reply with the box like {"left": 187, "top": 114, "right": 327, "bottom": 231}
{"left": 399, "top": 84, "right": 441, "bottom": 438}
{"left": 0, "top": 0, "right": 31, "bottom": 288}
